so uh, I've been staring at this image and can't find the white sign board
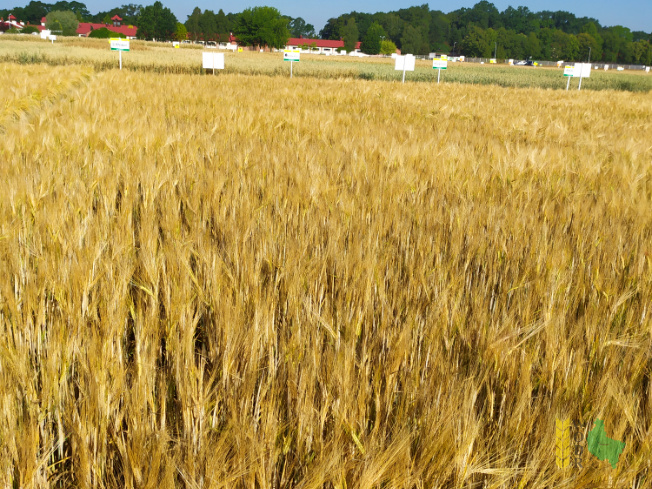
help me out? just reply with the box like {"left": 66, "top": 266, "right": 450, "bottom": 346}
{"left": 394, "top": 54, "right": 415, "bottom": 71}
{"left": 283, "top": 50, "right": 300, "bottom": 62}
{"left": 48, "top": 35, "right": 57, "bottom": 41}
{"left": 202, "top": 52, "right": 225, "bottom": 70}
{"left": 564, "top": 63, "right": 591, "bottom": 77}
{"left": 563, "top": 65, "right": 576, "bottom": 77}
{"left": 647, "top": 67, "right": 650, "bottom": 73}
{"left": 432, "top": 59, "right": 447, "bottom": 70}
{"left": 110, "top": 39, "right": 130, "bottom": 51}
{"left": 578, "top": 63, "right": 591, "bottom": 78}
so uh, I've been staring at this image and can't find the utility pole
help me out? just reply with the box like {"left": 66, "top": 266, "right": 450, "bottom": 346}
{"left": 588, "top": 46, "right": 591, "bottom": 63}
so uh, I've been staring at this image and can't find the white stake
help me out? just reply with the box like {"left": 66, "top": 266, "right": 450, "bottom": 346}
{"left": 566, "top": 76, "right": 570, "bottom": 90}
{"left": 578, "top": 73, "right": 583, "bottom": 90}
{"left": 437, "top": 68, "right": 441, "bottom": 84}
{"left": 402, "top": 62, "right": 406, "bottom": 83}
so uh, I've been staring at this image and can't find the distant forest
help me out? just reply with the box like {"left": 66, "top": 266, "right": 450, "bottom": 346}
{"left": 2, "top": 0, "right": 651, "bottom": 63}
{"left": 318, "top": 2, "right": 651, "bottom": 63}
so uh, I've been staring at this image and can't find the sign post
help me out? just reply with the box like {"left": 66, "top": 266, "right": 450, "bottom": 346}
{"left": 109, "top": 39, "right": 130, "bottom": 70}
{"left": 283, "top": 50, "right": 300, "bottom": 78}
{"left": 395, "top": 54, "right": 415, "bottom": 83}
{"left": 202, "top": 52, "right": 225, "bottom": 74}
{"left": 577, "top": 63, "right": 591, "bottom": 91}
{"left": 432, "top": 55, "right": 447, "bottom": 84}
{"left": 563, "top": 63, "right": 590, "bottom": 90}
{"left": 563, "top": 65, "right": 575, "bottom": 90}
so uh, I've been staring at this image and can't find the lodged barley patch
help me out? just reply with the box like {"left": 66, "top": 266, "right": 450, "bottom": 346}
{"left": 0, "top": 67, "right": 651, "bottom": 488}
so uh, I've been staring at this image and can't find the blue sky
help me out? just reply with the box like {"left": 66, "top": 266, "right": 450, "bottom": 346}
{"left": 169, "top": 0, "right": 651, "bottom": 33}
{"left": 10, "top": 0, "right": 652, "bottom": 33}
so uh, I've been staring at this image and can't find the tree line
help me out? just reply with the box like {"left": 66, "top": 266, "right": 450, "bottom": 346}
{"left": 2, "top": 0, "right": 651, "bottom": 63}
{"left": 320, "top": 2, "right": 652, "bottom": 63}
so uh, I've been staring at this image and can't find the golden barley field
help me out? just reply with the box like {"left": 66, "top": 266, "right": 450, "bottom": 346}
{"left": 2, "top": 36, "right": 652, "bottom": 92}
{"left": 1, "top": 62, "right": 651, "bottom": 489}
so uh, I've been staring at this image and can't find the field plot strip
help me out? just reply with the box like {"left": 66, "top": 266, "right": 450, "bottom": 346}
{"left": 0, "top": 67, "right": 651, "bottom": 488}
{"left": 1, "top": 38, "right": 651, "bottom": 92}
{"left": 0, "top": 63, "right": 94, "bottom": 132}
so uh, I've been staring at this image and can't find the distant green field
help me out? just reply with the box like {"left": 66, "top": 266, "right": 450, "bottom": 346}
{"left": 1, "top": 36, "right": 651, "bottom": 92}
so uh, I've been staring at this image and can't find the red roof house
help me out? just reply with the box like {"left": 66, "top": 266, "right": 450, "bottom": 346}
{"left": 76, "top": 22, "right": 137, "bottom": 38}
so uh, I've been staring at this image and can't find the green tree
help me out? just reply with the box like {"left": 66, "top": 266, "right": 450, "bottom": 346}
{"left": 199, "top": 9, "right": 217, "bottom": 41}
{"left": 89, "top": 26, "right": 126, "bottom": 38}
{"left": 525, "top": 31, "right": 541, "bottom": 58}
{"left": 563, "top": 33, "right": 579, "bottom": 60}
{"left": 400, "top": 24, "right": 428, "bottom": 54}
{"left": 175, "top": 22, "right": 187, "bottom": 41}
{"left": 52, "top": 1, "right": 90, "bottom": 20}
{"left": 21, "top": 25, "right": 40, "bottom": 34}
{"left": 319, "top": 16, "right": 346, "bottom": 40}
{"left": 460, "top": 24, "right": 492, "bottom": 57}
{"left": 340, "top": 17, "right": 358, "bottom": 53}
{"left": 288, "top": 17, "right": 315, "bottom": 38}
{"left": 122, "top": 4, "right": 142, "bottom": 25}
{"left": 547, "top": 29, "right": 575, "bottom": 60}
{"left": 215, "top": 9, "right": 231, "bottom": 35}
{"left": 577, "top": 32, "right": 601, "bottom": 61}
{"left": 185, "top": 6, "right": 201, "bottom": 41}
{"left": 501, "top": 5, "right": 533, "bottom": 33}
{"left": 137, "top": 1, "right": 177, "bottom": 41}
{"left": 429, "top": 10, "right": 450, "bottom": 51}
{"left": 361, "top": 21, "right": 386, "bottom": 54}
{"left": 45, "top": 10, "right": 78, "bottom": 36}
{"left": 22, "top": 1, "right": 49, "bottom": 24}
{"left": 642, "top": 41, "right": 652, "bottom": 65}
{"left": 623, "top": 40, "right": 649, "bottom": 64}
{"left": 602, "top": 25, "right": 632, "bottom": 63}
{"left": 234, "top": 6, "right": 289, "bottom": 49}
{"left": 374, "top": 12, "right": 402, "bottom": 41}
{"left": 380, "top": 39, "right": 397, "bottom": 55}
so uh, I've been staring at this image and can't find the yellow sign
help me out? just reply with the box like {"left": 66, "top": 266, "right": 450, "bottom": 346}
{"left": 237, "top": 47, "right": 243, "bottom": 52}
